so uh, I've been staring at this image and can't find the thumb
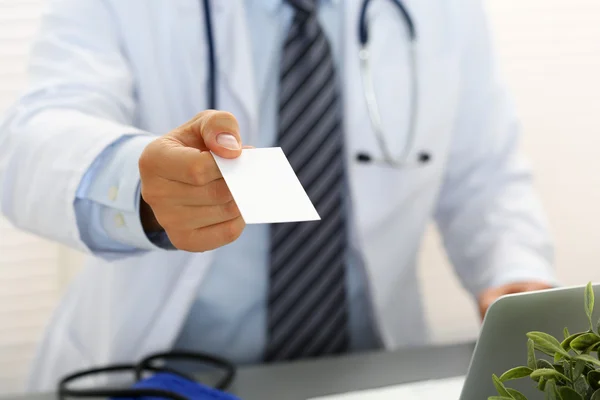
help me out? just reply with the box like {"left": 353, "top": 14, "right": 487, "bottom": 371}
{"left": 170, "top": 110, "right": 243, "bottom": 159}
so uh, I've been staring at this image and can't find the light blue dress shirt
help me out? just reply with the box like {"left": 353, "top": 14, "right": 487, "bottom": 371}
{"left": 74, "top": 0, "right": 381, "bottom": 364}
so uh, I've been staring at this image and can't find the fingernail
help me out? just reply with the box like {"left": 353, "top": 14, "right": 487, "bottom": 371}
{"left": 216, "top": 133, "right": 241, "bottom": 150}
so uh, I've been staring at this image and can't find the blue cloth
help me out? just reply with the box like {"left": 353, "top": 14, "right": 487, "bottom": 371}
{"left": 113, "top": 372, "right": 240, "bottom": 400}
{"left": 74, "top": 0, "right": 381, "bottom": 364}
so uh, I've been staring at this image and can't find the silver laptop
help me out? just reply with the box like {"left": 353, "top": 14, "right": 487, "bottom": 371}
{"left": 459, "top": 283, "right": 600, "bottom": 399}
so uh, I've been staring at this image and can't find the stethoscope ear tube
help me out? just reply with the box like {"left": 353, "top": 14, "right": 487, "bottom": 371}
{"left": 202, "top": 0, "right": 217, "bottom": 110}
{"left": 359, "top": 0, "right": 416, "bottom": 46}
{"left": 358, "top": 0, "right": 371, "bottom": 45}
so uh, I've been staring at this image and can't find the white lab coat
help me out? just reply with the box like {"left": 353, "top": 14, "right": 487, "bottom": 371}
{"left": 0, "top": 0, "right": 555, "bottom": 392}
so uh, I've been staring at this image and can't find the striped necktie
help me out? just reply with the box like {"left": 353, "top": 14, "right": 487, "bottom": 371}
{"left": 265, "top": 0, "right": 350, "bottom": 362}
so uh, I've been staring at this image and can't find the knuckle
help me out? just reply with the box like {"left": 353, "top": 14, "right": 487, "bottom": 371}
{"left": 208, "top": 110, "right": 235, "bottom": 124}
{"left": 186, "top": 160, "right": 208, "bottom": 186}
{"left": 140, "top": 187, "right": 155, "bottom": 205}
{"left": 202, "top": 112, "right": 219, "bottom": 129}
{"left": 218, "top": 110, "right": 237, "bottom": 124}
{"left": 138, "top": 148, "right": 153, "bottom": 175}
{"left": 140, "top": 185, "right": 163, "bottom": 204}
{"left": 138, "top": 139, "right": 162, "bottom": 173}
{"left": 194, "top": 109, "right": 215, "bottom": 119}
{"left": 170, "top": 230, "right": 215, "bottom": 253}
{"left": 221, "top": 201, "right": 240, "bottom": 219}
{"left": 169, "top": 232, "right": 198, "bottom": 252}
{"left": 202, "top": 111, "right": 239, "bottom": 133}
{"left": 167, "top": 232, "right": 187, "bottom": 250}
{"left": 220, "top": 218, "right": 244, "bottom": 244}
{"left": 213, "top": 180, "right": 233, "bottom": 203}
{"left": 155, "top": 212, "right": 179, "bottom": 232}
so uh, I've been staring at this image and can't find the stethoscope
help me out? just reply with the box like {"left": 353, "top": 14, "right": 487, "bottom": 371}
{"left": 201, "top": 0, "right": 431, "bottom": 168}
{"left": 58, "top": 350, "right": 236, "bottom": 400}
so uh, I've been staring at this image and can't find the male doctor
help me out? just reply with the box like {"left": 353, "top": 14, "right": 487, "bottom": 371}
{"left": 0, "top": 0, "right": 556, "bottom": 391}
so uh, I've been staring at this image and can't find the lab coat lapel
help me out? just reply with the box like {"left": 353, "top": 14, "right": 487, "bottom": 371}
{"left": 211, "top": 0, "right": 259, "bottom": 140}
{"left": 342, "top": 0, "right": 394, "bottom": 346}
{"left": 342, "top": 0, "right": 428, "bottom": 349}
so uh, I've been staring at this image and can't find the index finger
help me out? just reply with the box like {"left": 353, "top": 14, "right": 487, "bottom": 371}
{"left": 141, "top": 139, "right": 223, "bottom": 186}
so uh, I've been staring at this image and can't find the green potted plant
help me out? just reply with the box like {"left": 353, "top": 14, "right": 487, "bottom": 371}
{"left": 490, "top": 282, "right": 600, "bottom": 399}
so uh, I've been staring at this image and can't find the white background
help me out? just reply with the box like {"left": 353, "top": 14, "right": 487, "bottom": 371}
{"left": 2, "top": 0, "right": 600, "bottom": 394}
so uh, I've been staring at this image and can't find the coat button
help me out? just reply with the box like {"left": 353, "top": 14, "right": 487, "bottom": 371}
{"left": 108, "top": 186, "right": 118, "bottom": 201}
{"left": 114, "top": 213, "right": 125, "bottom": 227}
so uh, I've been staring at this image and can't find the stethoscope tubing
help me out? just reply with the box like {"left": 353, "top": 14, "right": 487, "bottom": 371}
{"left": 201, "top": 0, "right": 428, "bottom": 167}
{"left": 57, "top": 351, "right": 236, "bottom": 400}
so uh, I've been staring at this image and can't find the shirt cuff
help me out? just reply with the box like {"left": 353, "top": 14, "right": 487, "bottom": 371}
{"left": 86, "top": 134, "right": 164, "bottom": 251}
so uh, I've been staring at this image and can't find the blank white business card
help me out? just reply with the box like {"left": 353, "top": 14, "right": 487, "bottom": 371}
{"left": 212, "top": 148, "right": 321, "bottom": 224}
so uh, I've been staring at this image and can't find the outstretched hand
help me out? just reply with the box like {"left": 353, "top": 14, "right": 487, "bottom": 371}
{"left": 139, "top": 110, "right": 247, "bottom": 252}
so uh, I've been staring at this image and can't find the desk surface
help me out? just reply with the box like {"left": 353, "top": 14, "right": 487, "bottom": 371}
{"left": 4, "top": 342, "right": 475, "bottom": 400}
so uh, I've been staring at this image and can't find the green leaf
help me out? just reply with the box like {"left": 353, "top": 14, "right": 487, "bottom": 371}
{"left": 528, "top": 339, "right": 538, "bottom": 370}
{"left": 554, "top": 363, "right": 565, "bottom": 375}
{"left": 537, "top": 359, "right": 555, "bottom": 369}
{"left": 575, "top": 354, "right": 600, "bottom": 368}
{"left": 585, "top": 364, "right": 596, "bottom": 377}
{"left": 586, "top": 282, "right": 595, "bottom": 331}
{"left": 571, "top": 333, "right": 600, "bottom": 352}
{"left": 588, "top": 370, "right": 600, "bottom": 390}
{"left": 565, "top": 327, "right": 571, "bottom": 340}
{"left": 589, "top": 342, "right": 600, "bottom": 351}
{"left": 563, "top": 332, "right": 586, "bottom": 351}
{"left": 545, "top": 379, "right": 560, "bottom": 400}
{"left": 536, "top": 358, "right": 554, "bottom": 369}
{"left": 559, "top": 387, "right": 584, "bottom": 400}
{"left": 586, "top": 343, "right": 600, "bottom": 354}
{"left": 591, "top": 388, "right": 600, "bottom": 400}
{"left": 532, "top": 360, "right": 554, "bottom": 381}
{"left": 574, "top": 376, "right": 589, "bottom": 397}
{"left": 488, "top": 397, "right": 514, "bottom": 400}
{"left": 530, "top": 368, "right": 571, "bottom": 383}
{"left": 528, "top": 332, "right": 572, "bottom": 358}
{"left": 492, "top": 374, "right": 512, "bottom": 397}
{"left": 560, "top": 360, "right": 571, "bottom": 381}
{"left": 499, "top": 366, "right": 533, "bottom": 382}
{"left": 507, "top": 388, "right": 528, "bottom": 400}
{"left": 538, "top": 377, "right": 547, "bottom": 391}
{"left": 573, "top": 360, "right": 586, "bottom": 381}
